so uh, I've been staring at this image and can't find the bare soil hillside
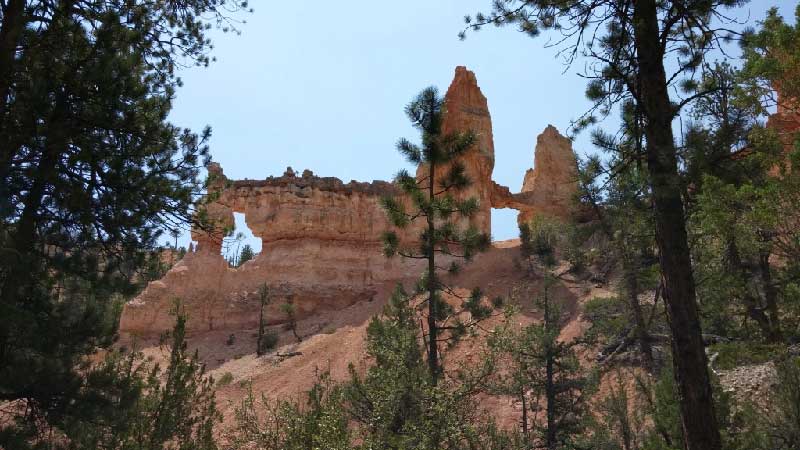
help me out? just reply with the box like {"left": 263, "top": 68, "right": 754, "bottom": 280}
{"left": 124, "top": 239, "right": 617, "bottom": 438}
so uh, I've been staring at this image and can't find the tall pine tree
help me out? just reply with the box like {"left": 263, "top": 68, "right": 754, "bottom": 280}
{"left": 463, "top": 2, "right": 752, "bottom": 448}
{"left": 0, "top": 0, "right": 249, "bottom": 444}
{"left": 381, "top": 86, "right": 491, "bottom": 381}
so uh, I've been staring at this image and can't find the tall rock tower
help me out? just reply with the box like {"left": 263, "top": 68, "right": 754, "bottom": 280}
{"left": 518, "top": 125, "right": 579, "bottom": 222}
{"left": 417, "top": 66, "right": 495, "bottom": 235}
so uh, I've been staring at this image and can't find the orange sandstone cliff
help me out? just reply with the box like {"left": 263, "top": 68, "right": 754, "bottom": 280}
{"left": 119, "top": 66, "right": 581, "bottom": 336}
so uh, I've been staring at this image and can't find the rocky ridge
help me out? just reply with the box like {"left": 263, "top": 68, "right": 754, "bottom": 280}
{"left": 120, "top": 66, "right": 582, "bottom": 336}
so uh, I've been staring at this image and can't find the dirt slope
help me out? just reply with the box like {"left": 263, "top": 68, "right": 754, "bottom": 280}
{"left": 128, "top": 239, "right": 614, "bottom": 437}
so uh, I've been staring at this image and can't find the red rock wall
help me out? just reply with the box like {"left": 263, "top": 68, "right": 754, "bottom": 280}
{"left": 119, "top": 67, "right": 581, "bottom": 336}
{"left": 417, "top": 66, "right": 496, "bottom": 234}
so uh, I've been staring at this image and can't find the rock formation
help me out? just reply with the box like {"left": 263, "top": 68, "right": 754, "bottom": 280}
{"left": 190, "top": 163, "right": 401, "bottom": 255}
{"left": 490, "top": 125, "right": 579, "bottom": 223}
{"left": 121, "top": 166, "right": 424, "bottom": 335}
{"left": 119, "top": 66, "right": 582, "bottom": 336}
{"left": 518, "top": 125, "right": 579, "bottom": 222}
{"left": 768, "top": 83, "right": 800, "bottom": 168}
{"left": 417, "top": 66, "right": 496, "bottom": 234}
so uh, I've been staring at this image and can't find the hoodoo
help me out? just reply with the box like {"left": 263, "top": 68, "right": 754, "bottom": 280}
{"left": 119, "top": 67, "right": 581, "bottom": 336}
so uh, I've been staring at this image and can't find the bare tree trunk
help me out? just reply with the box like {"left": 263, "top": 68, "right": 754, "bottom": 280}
{"left": 257, "top": 297, "right": 266, "bottom": 356}
{"left": 520, "top": 387, "right": 529, "bottom": 439}
{"left": 758, "top": 251, "right": 782, "bottom": 342}
{"left": 543, "top": 285, "right": 557, "bottom": 450}
{"left": 426, "top": 161, "right": 440, "bottom": 383}
{"left": 623, "top": 250, "right": 654, "bottom": 370}
{"left": 633, "top": 2, "right": 722, "bottom": 449}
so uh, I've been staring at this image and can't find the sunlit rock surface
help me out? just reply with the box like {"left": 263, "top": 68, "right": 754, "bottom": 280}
{"left": 120, "top": 67, "right": 581, "bottom": 336}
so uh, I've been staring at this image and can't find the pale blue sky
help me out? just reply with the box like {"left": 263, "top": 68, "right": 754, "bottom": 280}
{"left": 168, "top": 1, "right": 797, "bottom": 256}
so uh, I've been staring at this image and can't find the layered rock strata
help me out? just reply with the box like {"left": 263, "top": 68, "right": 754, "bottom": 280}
{"left": 490, "top": 125, "right": 579, "bottom": 222}
{"left": 519, "top": 125, "right": 579, "bottom": 221}
{"left": 121, "top": 166, "right": 424, "bottom": 335}
{"left": 416, "top": 66, "right": 496, "bottom": 233}
{"left": 120, "top": 66, "right": 582, "bottom": 336}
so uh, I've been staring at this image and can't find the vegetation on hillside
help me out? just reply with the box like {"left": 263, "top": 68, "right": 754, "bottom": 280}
{"left": 1, "top": 1, "right": 799, "bottom": 449}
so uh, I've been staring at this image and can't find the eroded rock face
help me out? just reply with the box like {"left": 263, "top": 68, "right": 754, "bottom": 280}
{"left": 120, "top": 67, "right": 581, "bottom": 336}
{"left": 768, "top": 85, "right": 800, "bottom": 168}
{"left": 518, "top": 125, "right": 579, "bottom": 221}
{"left": 192, "top": 164, "right": 400, "bottom": 254}
{"left": 120, "top": 239, "right": 424, "bottom": 335}
{"left": 489, "top": 125, "right": 579, "bottom": 223}
{"left": 122, "top": 167, "right": 423, "bottom": 335}
{"left": 417, "top": 66, "right": 496, "bottom": 233}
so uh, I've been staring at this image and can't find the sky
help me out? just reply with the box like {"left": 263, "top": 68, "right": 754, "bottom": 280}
{"left": 168, "top": 1, "right": 798, "bottom": 257}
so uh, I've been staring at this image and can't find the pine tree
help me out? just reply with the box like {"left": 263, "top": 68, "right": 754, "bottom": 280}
{"left": 225, "top": 232, "right": 247, "bottom": 267}
{"left": 381, "top": 86, "right": 491, "bottom": 381}
{"left": 238, "top": 244, "right": 256, "bottom": 267}
{"left": 683, "top": 8, "right": 800, "bottom": 344}
{"left": 346, "top": 285, "right": 429, "bottom": 448}
{"left": 490, "top": 280, "right": 593, "bottom": 449}
{"left": 231, "top": 372, "right": 352, "bottom": 450}
{"left": 0, "top": 0, "right": 249, "bottom": 443}
{"left": 256, "top": 283, "right": 271, "bottom": 356}
{"left": 577, "top": 141, "right": 660, "bottom": 370}
{"left": 491, "top": 220, "right": 593, "bottom": 449}
{"left": 137, "top": 308, "right": 221, "bottom": 449}
{"left": 463, "top": 2, "right": 753, "bottom": 447}
{"left": 15, "top": 307, "right": 223, "bottom": 449}
{"left": 739, "top": 6, "right": 800, "bottom": 117}
{"left": 233, "top": 285, "right": 498, "bottom": 450}
{"left": 170, "top": 229, "right": 181, "bottom": 266}
{"left": 762, "top": 357, "right": 800, "bottom": 450}
{"left": 345, "top": 285, "right": 495, "bottom": 450}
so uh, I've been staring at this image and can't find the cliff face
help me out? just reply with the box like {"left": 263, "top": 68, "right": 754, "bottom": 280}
{"left": 416, "top": 66, "right": 496, "bottom": 234}
{"left": 121, "top": 167, "right": 424, "bottom": 335}
{"left": 191, "top": 164, "right": 400, "bottom": 255}
{"left": 119, "top": 67, "right": 582, "bottom": 336}
{"left": 518, "top": 125, "right": 579, "bottom": 222}
{"left": 768, "top": 85, "right": 800, "bottom": 169}
{"left": 119, "top": 240, "right": 424, "bottom": 335}
{"left": 489, "top": 125, "right": 579, "bottom": 223}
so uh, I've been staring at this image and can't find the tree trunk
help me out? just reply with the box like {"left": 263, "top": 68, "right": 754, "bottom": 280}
{"left": 543, "top": 286, "right": 557, "bottom": 450}
{"left": 257, "top": 298, "right": 265, "bottom": 356}
{"left": 0, "top": 0, "right": 27, "bottom": 210}
{"left": 726, "top": 239, "right": 779, "bottom": 342}
{"left": 520, "top": 387, "right": 528, "bottom": 439}
{"left": 0, "top": 0, "right": 25, "bottom": 120}
{"left": 623, "top": 248, "right": 654, "bottom": 370}
{"left": 0, "top": 91, "right": 67, "bottom": 372}
{"left": 545, "top": 354, "right": 556, "bottom": 450}
{"left": 758, "top": 251, "right": 782, "bottom": 342}
{"left": 632, "top": 2, "right": 722, "bottom": 450}
{"left": 427, "top": 161, "right": 440, "bottom": 382}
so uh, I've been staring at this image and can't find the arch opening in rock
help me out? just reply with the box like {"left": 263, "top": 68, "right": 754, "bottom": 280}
{"left": 491, "top": 208, "right": 520, "bottom": 241}
{"left": 222, "top": 212, "right": 262, "bottom": 267}
{"left": 122, "top": 66, "right": 583, "bottom": 336}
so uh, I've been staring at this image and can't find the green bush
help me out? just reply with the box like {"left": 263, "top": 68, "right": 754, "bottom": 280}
{"left": 583, "top": 296, "right": 628, "bottom": 344}
{"left": 259, "top": 330, "right": 279, "bottom": 353}
{"left": 708, "top": 342, "right": 784, "bottom": 371}
{"left": 218, "top": 372, "right": 234, "bottom": 387}
{"left": 231, "top": 373, "right": 351, "bottom": 450}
